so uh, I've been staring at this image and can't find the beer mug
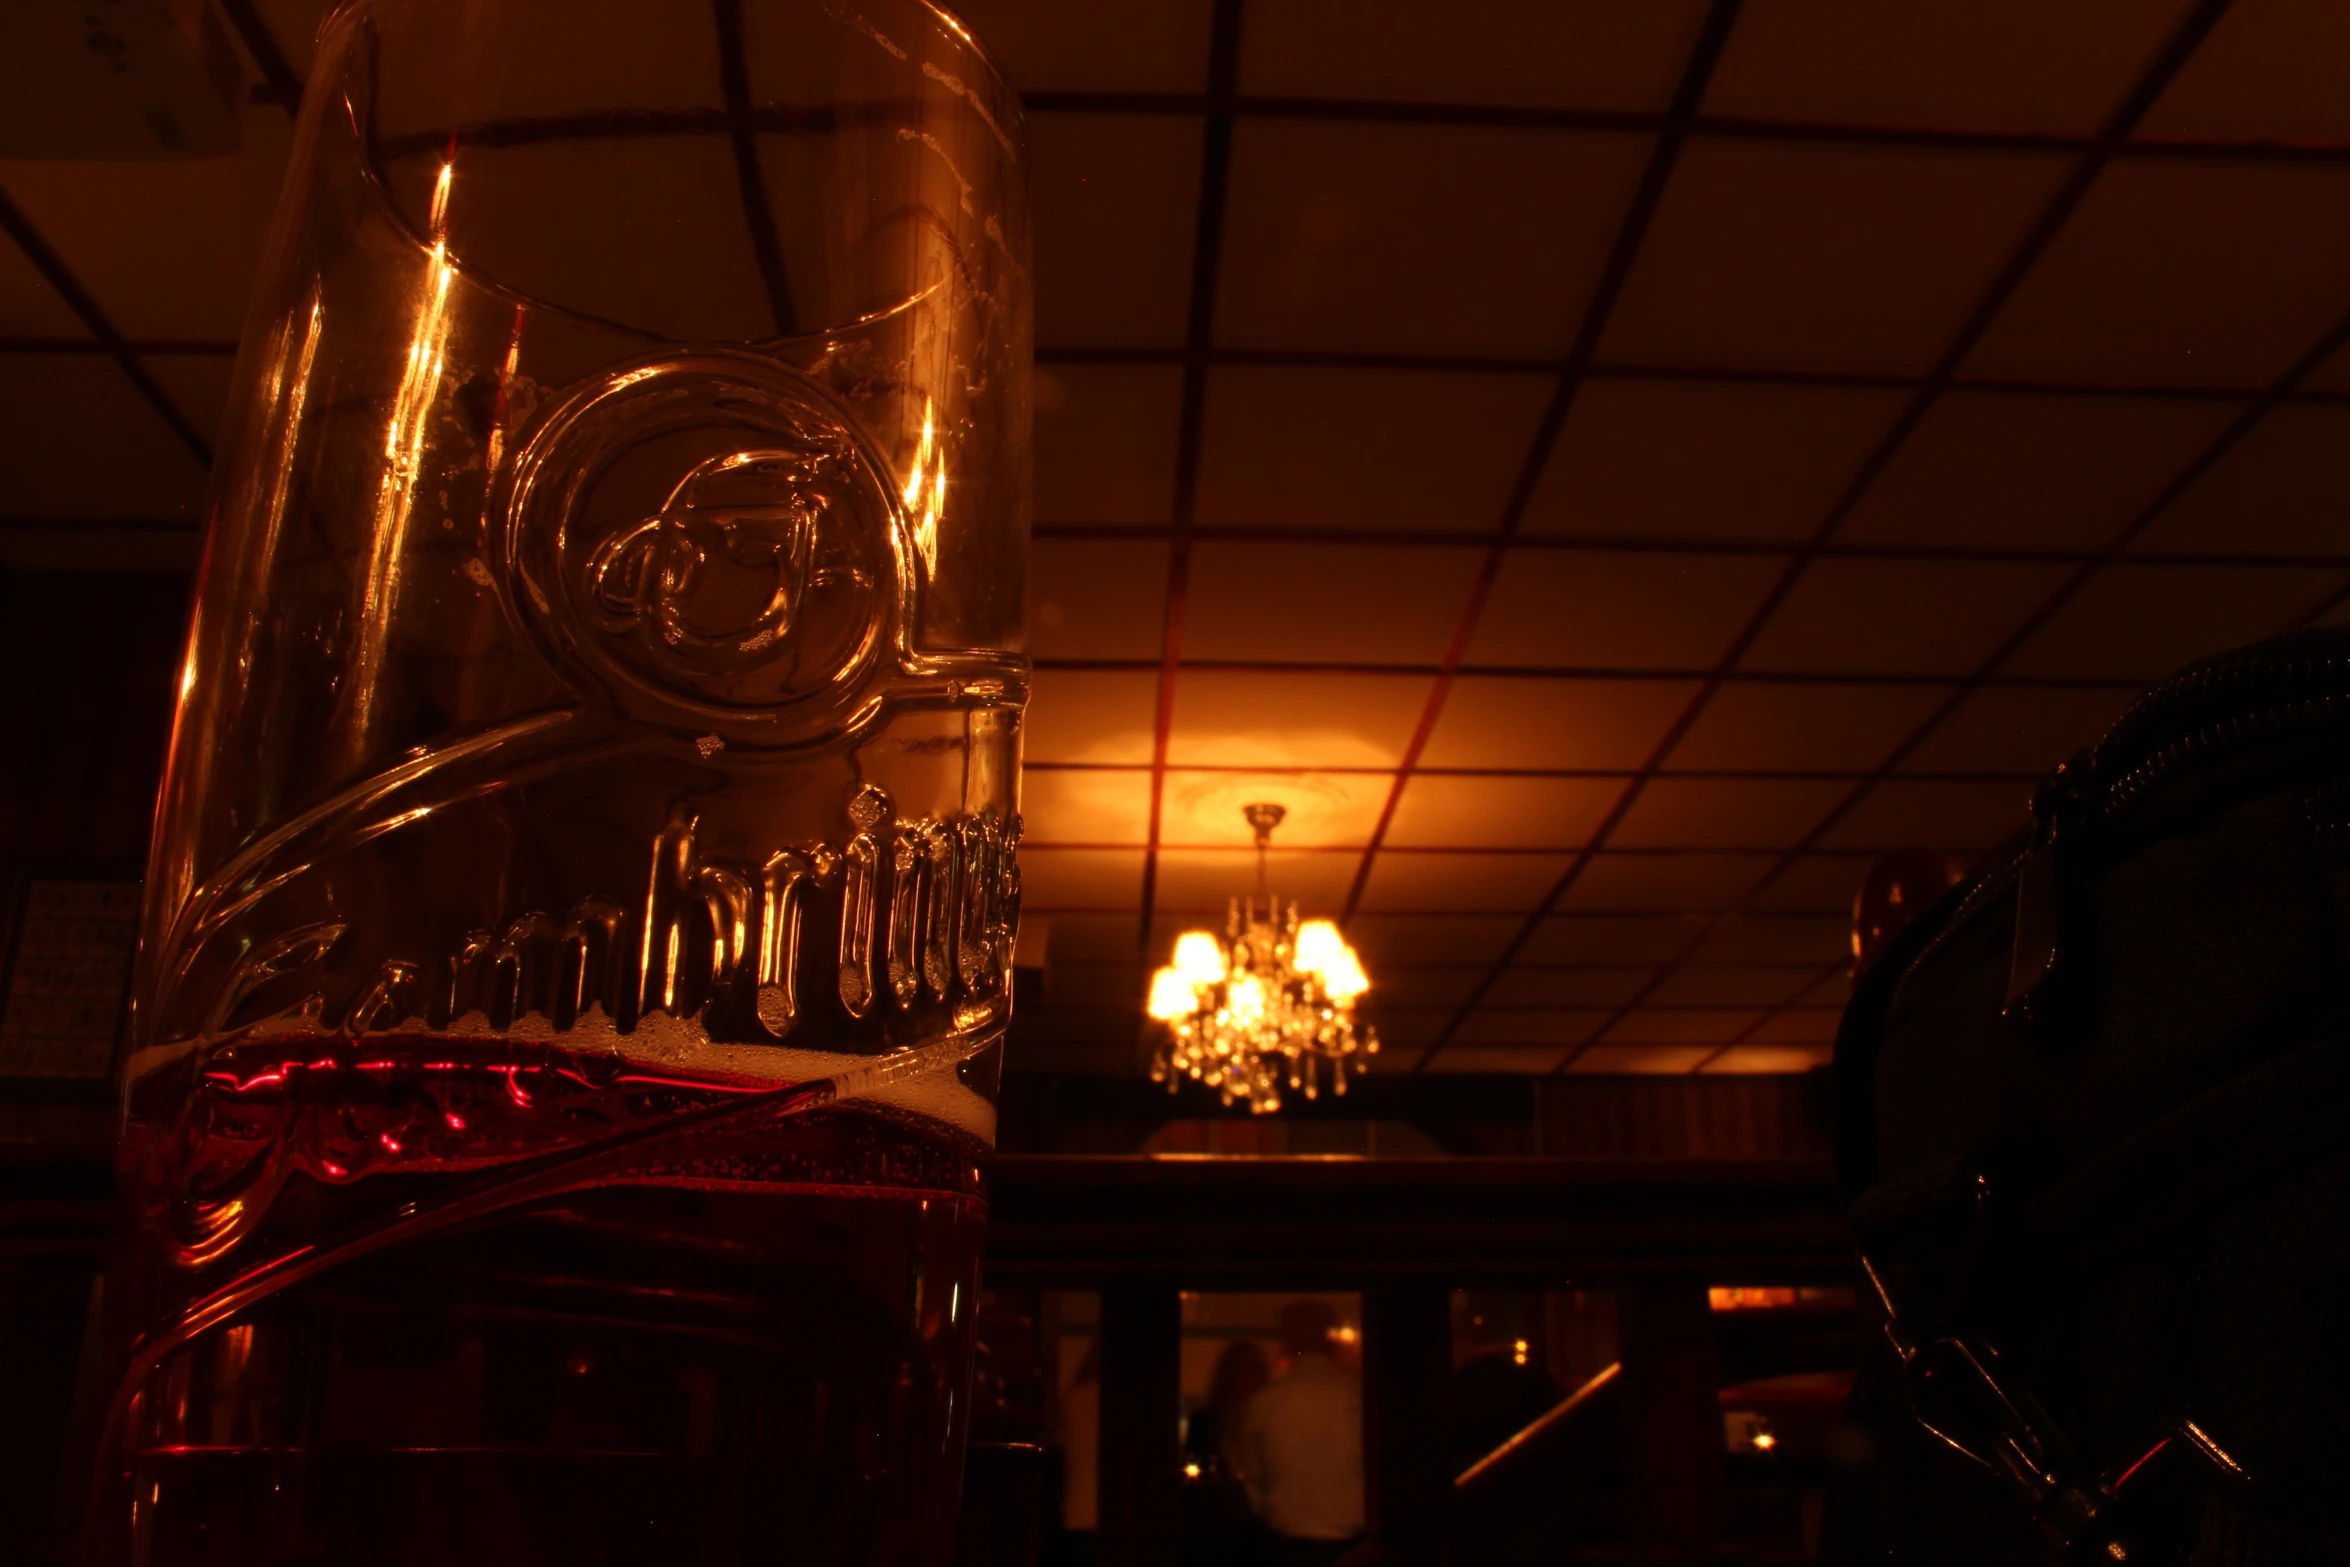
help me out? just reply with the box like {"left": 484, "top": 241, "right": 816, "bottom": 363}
{"left": 95, "top": 3, "right": 1027, "bottom": 1561}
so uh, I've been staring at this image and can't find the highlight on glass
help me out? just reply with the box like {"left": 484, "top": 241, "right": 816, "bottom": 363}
{"left": 94, "top": 3, "right": 1029, "bottom": 1561}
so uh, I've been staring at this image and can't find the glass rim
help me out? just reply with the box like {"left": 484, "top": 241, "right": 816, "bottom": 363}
{"left": 304, "top": 0, "right": 1025, "bottom": 347}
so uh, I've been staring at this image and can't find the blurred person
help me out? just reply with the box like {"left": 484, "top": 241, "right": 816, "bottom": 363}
{"left": 1179, "top": 1339, "right": 1272, "bottom": 1567}
{"left": 1238, "top": 1301, "right": 1364, "bottom": 1566}
{"left": 1187, "top": 1338, "right": 1271, "bottom": 1479}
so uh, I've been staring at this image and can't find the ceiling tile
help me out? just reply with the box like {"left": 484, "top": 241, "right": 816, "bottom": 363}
{"left": 1898, "top": 684, "right": 2136, "bottom": 772}
{"left": 2131, "top": 405, "right": 2350, "bottom": 557}
{"left": 1384, "top": 775, "right": 1624, "bottom": 850}
{"left": 2138, "top": 0, "right": 2350, "bottom": 141}
{"left": 1193, "top": 367, "right": 1554, "bottom": 533}
{"left": 0, "top": 105, "right": 295, "bottom": 337}
{"left": 1818, "top": 780, "right": 2030, "bottom": 851}
{"left": 0, "top": 234, "right": 83, "bottom": 336}
{"left": 1160, "top": 770, "right": 1391, "bottom": 848}
{"left": 1743, "top": 853, "right": 1875, "bottom": 915}
{"left": 1566, "top": 1043, "right": 1713, "bottom": 1074}
{"left": 1214, "top": 122, "right": 1650, "bottom": 357}
{"left": 1685, "top": 915, "right": 1849, "bottom": 965}
{"left": 1357, "top": 851, "right": 1571, "bottom": 913}
{"left": 2001, "top": 563, "right": 2344, "bottom": 680}
{"left": 952, "top": 0, "right": 1216, "bottom": 92}
{"left": 1700, "top": 1044, "right": 1833, "bottom": 1073}
{"left": 1647, "top": 966, "right": 1818, "bottom": 1007}
{"left": 1425, "top": 1045, "right": 1575, "bottom": 1074}
{"left": 1034, "top": 365, "right": 1184, "bottom": 525}
{"left": 1748, "top": 1010, "right": 1844, "bottom": 1043}
{"left": 1372, "top": 967, "right": 1489, "bottom": 1008}
{"left": 1703, "top": 0, "right": 2191, "bottom": 134}
{"left": 1798, "top": 969, "right": 1855, "bottom": 1008}
{"left": 0, "top": 356, "right": 209, "bottom": 518}
{"left": 1465, "top": 549, "right": 1790, "bottom": 670}
{"left": 1844, "top": 392, "right": 2241, "bottom": 550}
{"left": 1019, "top": 847, "right": 1145, "bottom": 909}
{"left": 1421, "top": 676, "right": 1698, "bottom": 769}
{"left": 1521, "top": 914, "right": 1708, "bottom": 965}
{"left": 376, "top": 139, "right": 772, "bottom": 340}
{"left": 1361, "top": 1042, "right": 1433, "bottom": 1073}
{"left": 1185, "top": 541, "right": 1482, "bottom": 663}
{"left": 250, "top": 0, "right": 328, "bottom": 75}
{"left": 1240, "top": 0, "right": 1708, "bottom": 109}
{"left": 1670, "top": 680, "right": 1955, "bottom": 772}
{"left": 1525, "top": 378, "right": 1905, "bottom": 543}
{"left": 1487, "top": 965, "right": 1656, "bottom": 1007}
{"left": 1964, "top": 163, "right": 2350, "bottom": 390}
{"left": 1151, "top": 847, "right": 1356, "bottom": 913}
{"left": 1031, "top": 538, "right": 1169, "bottom": 658}
{"left": 1020, "top": 768, "right": 1154, "bottom": 846}
{"left": 1168, "top": 671, "right": 1432, "bottom": 767}
{"left": 143, "top": 355, "right": 237, "bottom": 445}
{"left": 1031, "top": 113, "right": 1201, "bottom": 349}
{"left": 1344, "top": 914, "right": 1526, "bottom": 966}
{"left": 1600, "top": 1008, "right": 1760, "bottom": 1044}
{"left": 1452, "top": 1009, "right": 1609, "bottom": 1046}
{"left": 1371, "top": 1008, "right": 1457, "bottom": 1055}
{"left": 1024, "top": 671, "right": 1159, "bottom": 764}
{"left": 1741, "top": 559, "right": 2071, "bottom": 675}
{"left": 1600, "top": 140, "right": 2070, "bottom": 374}
{"left": 1610, "top": 776, "right": 1852, "bottom": 850}
{"left": 1557, "top": 851, "right": 1778, "bottom": 912}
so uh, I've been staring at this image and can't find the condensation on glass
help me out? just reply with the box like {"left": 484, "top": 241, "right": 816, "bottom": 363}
{"left": 95, "top": 4, "right": 1027, "bottom": 1561}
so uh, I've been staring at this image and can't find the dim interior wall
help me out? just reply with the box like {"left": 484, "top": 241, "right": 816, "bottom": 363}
{"left": 0, "top": 568, "right": 190, "bottom": 1148}
{"left": 1537, "top": 1071, "right": 1833, "bottom": 1161}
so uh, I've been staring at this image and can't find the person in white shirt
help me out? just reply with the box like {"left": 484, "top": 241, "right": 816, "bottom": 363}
{"left": 1237, "top": 1301, "right": 1365, "bottom": 1566}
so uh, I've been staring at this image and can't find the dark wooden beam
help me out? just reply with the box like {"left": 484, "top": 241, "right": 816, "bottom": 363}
{"left": 982, "top": 1157, "right": 1848, "bottom": 1289}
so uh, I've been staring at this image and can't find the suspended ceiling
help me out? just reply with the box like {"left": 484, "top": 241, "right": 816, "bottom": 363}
{"left": 6, "top": 0, "right": 2350, "bottom": 1077}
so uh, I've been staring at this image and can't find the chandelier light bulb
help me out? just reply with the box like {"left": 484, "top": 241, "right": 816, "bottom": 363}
{"left": 1146, "top": 965, "right": 1195, "bottom": 1021}
{"left": 1226, "top": 971, "right": 1267, "bottom": 1024}
{"left": 1324, "top": 948, "right": 1370, "bottom": 1003}
{"left": 1293, "top": 918, "right": 1344, "bottom": 977}
{"left": 1172, "top": 929, "right": 1228, "bottom": 985}
{"left": 1142, "top": 804, "right": 1377, "bottom": 1114}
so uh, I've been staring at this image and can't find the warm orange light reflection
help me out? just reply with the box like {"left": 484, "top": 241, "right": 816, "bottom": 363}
{"left": 904, "top": 397, "right": 947, "bottom": 575}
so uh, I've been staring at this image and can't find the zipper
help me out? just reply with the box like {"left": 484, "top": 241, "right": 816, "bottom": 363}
{"left": 1897, "top": 630, "right": 2350, "bottom": 1022}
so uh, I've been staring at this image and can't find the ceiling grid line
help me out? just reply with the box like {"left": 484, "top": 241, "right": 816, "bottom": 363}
{"left": 1685, "top": 956, "right": 1851, "bottom": 1074}
{"left": 1016, "top": 91, "right": 2350, "bottom": 169}
{"left": 0, "top": 188, "right": 215, "bottom": 468}
{"left": 214, "top": 0, "right": 305, "bottom": 113}
{"left": 1034, "top": 524, "right": 2350, "bottom": 571}
{"left": 714, "top": 0, "right": 799, "bottom": 336}
{"left": 1030, "top": 761, "right": 2040, "bottom": 782}
{"left": 1132, "top": 0, "right": 1246, "bottom": 961}
{"left": 1033, "top": 655, "right": 2153, "bottom": 688}
{"left": 1683, "top": 297, "right": 2350, "bottom": 1060}
{"left": 1334, "top": 0, "right": 1750, "bottom": 936}
{"left": 1414, "top": 0, "right": 2241, "bottom": 1074}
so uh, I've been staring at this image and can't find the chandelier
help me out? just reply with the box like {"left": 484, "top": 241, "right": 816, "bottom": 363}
{"left": 1145, "top": 803, "right": 1378, "bottom": 1113}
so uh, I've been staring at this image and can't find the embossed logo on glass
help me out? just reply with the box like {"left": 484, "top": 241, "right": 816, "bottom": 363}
{"left": 505, "top": 353, "right": 903, "bottom": 740}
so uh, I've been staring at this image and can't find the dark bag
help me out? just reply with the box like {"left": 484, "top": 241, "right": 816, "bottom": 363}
{"left": 1825, "top": 629, "right": 2350, "bottom": 1566}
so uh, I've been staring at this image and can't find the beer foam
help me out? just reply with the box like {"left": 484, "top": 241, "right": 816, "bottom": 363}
{"left": 577, "top": 1008, "right": 999, "bottom": 1147}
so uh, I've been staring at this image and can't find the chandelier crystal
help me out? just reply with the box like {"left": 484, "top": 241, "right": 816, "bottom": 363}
{"left": 1145, "top": 803, "right": 1378, "bottom": 1113}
